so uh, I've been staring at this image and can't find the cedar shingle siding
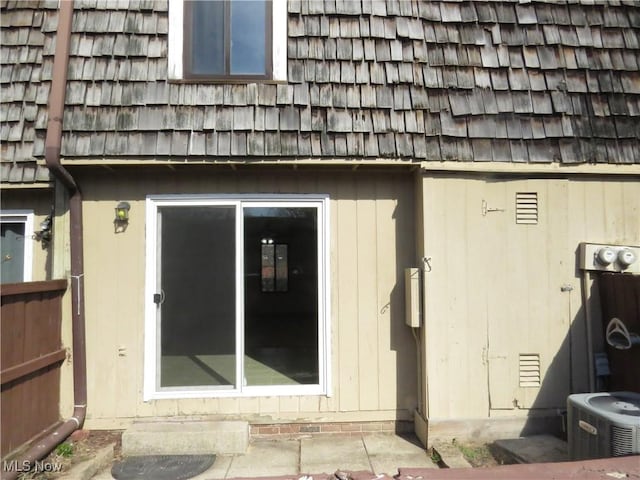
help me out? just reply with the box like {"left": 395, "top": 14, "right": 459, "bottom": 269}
{"left": 1, "top": 0, "right": 56, "bottom": 183}
{"left": 2, "top": 0, "right": 640, "bottom": 182}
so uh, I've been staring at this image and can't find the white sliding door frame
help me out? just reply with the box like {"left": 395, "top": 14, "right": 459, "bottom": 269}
{"left": 144, "top": 194, "right": 330, "bottom": 401}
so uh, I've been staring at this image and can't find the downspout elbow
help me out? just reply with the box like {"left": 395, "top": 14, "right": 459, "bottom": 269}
{"left": 71, "top": 404, "right": 87, "bottom": 428}
{"left": 45, "top": 142, "right": 77, "bottom": 193}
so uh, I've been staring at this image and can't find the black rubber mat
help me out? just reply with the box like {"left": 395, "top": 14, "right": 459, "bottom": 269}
{"left": 111, "top": 454, "right": 216, "bottom": 480}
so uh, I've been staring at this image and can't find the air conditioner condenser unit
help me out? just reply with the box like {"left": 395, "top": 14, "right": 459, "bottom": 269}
{"left": 567, "top": 391, "right": 640, "bottom": 461}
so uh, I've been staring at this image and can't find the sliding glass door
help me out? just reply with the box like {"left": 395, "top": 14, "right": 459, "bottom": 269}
{"left": 145, "top": 196, "right": 328, "bottom": 399}
{"left": 156, "top": 205, "right": 237, "bottom": 389}
{"left": 243, "top": 206, "right": 319, "bottom": 386}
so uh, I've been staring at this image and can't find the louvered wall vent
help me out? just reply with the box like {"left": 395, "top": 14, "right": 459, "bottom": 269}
{"left": 516, "top": 192, "right": 538, "bottom": 224}
{"left": 519, "top": 353, "right": 541, "bottom": 387}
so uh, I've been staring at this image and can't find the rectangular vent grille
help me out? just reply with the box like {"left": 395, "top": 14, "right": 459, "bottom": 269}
{"left": 519, "top": 353, "right": 541, "bottom": 387}
{"left": 611, "top": 425, "right": 634, "bottom": 456}
{"left": 516, "top": 192, "right": 538, "bottom": 224}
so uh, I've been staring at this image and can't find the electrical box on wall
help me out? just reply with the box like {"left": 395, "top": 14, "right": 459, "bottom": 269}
{"left": 405, "top": 267, "right": 421, "bottom": 328}
{"left": 579, "top": 243, "right": 640, "bottom": 274}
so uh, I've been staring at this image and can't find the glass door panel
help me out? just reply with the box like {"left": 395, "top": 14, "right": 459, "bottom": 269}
{"left": 157, "top": 206, "right": 236, "bottom": 389}
{"left": 243, "top": 207, "right": 319, "bottom": 386}
{"left": 1, "top": 223, "right": 25, "bottom": 283}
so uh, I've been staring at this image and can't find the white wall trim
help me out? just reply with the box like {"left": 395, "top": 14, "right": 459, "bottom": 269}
{"left": 321, "top": 195, "right": 332, "bottom": 397}
{"left": 0, "top": 210, "right": 34, "bottom": 282}
{"left": 143, "top": 198, "right": 157, "bottom": 400}
{"left": 0, "top": 183, "right": 52, "bottom": 190}
{"left": 167, "top": 0, "right": 183, "bottom": 80}
{"left": 272, "top": 0, "right": 288, "bottom": 81}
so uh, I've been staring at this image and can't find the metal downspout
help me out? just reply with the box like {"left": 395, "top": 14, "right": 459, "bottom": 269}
{"left": 5, "top": 2, "right": 86, "bottom": 478}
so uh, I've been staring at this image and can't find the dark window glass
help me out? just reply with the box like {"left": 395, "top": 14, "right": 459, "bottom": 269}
{"left": 189, "top": 0, "right": 225, "bottom": 75}
{"left": 230, "top": 1, "right": 266, "bottom": 75}
{"left": 1, "top": 223, "right": 25, "bottom": 283}
{"left": 159, "top": 206, "right": 237, "bottom": 388}
{"left": 185, "top": 0, "right": 269, "bottom": 78}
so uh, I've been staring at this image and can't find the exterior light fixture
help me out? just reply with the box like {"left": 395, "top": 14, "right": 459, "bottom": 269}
{"left": 114, "top": 202, "right": 130, "bottom": 233}
{"left": 115, "top": 202, "right": 130, "bottom": 222}
{"left": 34, "top": 214, "right": 53, "bottom": 243}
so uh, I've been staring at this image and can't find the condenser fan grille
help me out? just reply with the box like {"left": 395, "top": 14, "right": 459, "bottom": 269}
{"left": 587, "top": 394, "right": 640, "bottom": 417}
{"left": 612, "top": 425, "right": 634, "bottom": 456}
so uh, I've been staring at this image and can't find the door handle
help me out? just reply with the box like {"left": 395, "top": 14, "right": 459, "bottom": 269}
{"left": 153, "top": 290, "right": 165, "bottom": 305}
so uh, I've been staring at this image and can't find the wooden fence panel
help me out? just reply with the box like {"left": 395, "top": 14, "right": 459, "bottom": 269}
{"left": 598, "top": 273, "right": 640, "bottom": 393}
{"left": 1, "top": 280, "right": 67, "bottom": 458}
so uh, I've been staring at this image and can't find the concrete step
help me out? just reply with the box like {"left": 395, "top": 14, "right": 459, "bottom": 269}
{"left": 121, "top": 420, "right": 249, "bottom": 456}
{"left": 431, "top": 442, "right": 473, "bottom": 468}
{"left": 493, "top": 434, "right": 568, "bottom": 464}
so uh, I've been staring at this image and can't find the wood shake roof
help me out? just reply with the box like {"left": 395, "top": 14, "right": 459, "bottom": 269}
{"left": 1, "top": 0, "right": 57, "bottom": 183}
{"left": 2, "top": 0, "right": 640, "bottom": 182}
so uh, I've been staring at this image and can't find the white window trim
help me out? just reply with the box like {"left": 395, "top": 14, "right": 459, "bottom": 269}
{"left": 168, "top": 0, "right": 288, "bottom": 81}
{"left": 272, "top": 0, "right": 288, "bottom": 81}
{"left": 0, "top": 210, "right": 34, "bottom": 282}
{"left": 144, "top": 194, "right": 331, "bottom": 401}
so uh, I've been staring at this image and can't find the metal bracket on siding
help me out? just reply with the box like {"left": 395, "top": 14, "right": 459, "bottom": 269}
{"left": 422, "top": 257, "right": 432, "bottom": 272}
{"left": 481, "top": 199, "right": 505, "bottom": 216}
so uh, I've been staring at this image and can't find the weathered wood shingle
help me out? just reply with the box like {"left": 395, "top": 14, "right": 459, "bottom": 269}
{"left": 1, "top": 0, "right": 56, "bottom": 183}
{"left": 4, "top": 0, "right": 639, "bottom": 167}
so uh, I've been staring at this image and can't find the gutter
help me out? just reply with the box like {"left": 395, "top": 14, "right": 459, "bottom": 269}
{"left": 5, "top": 2, "right": 86, "bottom": 478}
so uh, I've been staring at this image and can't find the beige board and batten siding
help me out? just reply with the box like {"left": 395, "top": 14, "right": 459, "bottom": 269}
{"left": 419, "top": 174, "right": 640, "bottom": 421}
{"left": 63, "top": 169, "right": 417, "bottom": 428}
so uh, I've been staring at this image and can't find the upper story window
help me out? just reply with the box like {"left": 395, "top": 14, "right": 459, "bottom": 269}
{"left": 186, "top": 1, "right": 270, "bottom": 78}
{"left": 169, "top": 0, "right": 287, "bottom": 82}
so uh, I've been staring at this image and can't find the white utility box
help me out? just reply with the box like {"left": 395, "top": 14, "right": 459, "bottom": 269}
{"left": 405, "top": 267, "right": 421, "bottom": 328}
{"left": 578, "top": 243, "right": 640, "bottom": 274}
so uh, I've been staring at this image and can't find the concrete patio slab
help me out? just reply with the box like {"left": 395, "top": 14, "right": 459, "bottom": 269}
{"left": 225, "top": 440, "right": 299, "bottom": 478}
{"left": 493, "top": 434, "right": 568, "bottom": 464}
{"left": 190, "top": 455, "right": 232, "bottom": 480}
{"left": 300, "top": 436, "right": 371, "bottom": 474}
{"left": 362, "top": 433, "right": 426, "bottom": 456}
{"left": 363, "top": 433, "right": 436, "bottom": 475}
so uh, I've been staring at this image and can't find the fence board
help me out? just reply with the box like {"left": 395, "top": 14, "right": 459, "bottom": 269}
{"left": 598, "top": 273, "right": 640, "bottom": 393}
{"left": 1, "top": 349, "right": 67, "bottom": 384}
{"left": 1, "top": 280, "right": 67, "bottom": 458}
